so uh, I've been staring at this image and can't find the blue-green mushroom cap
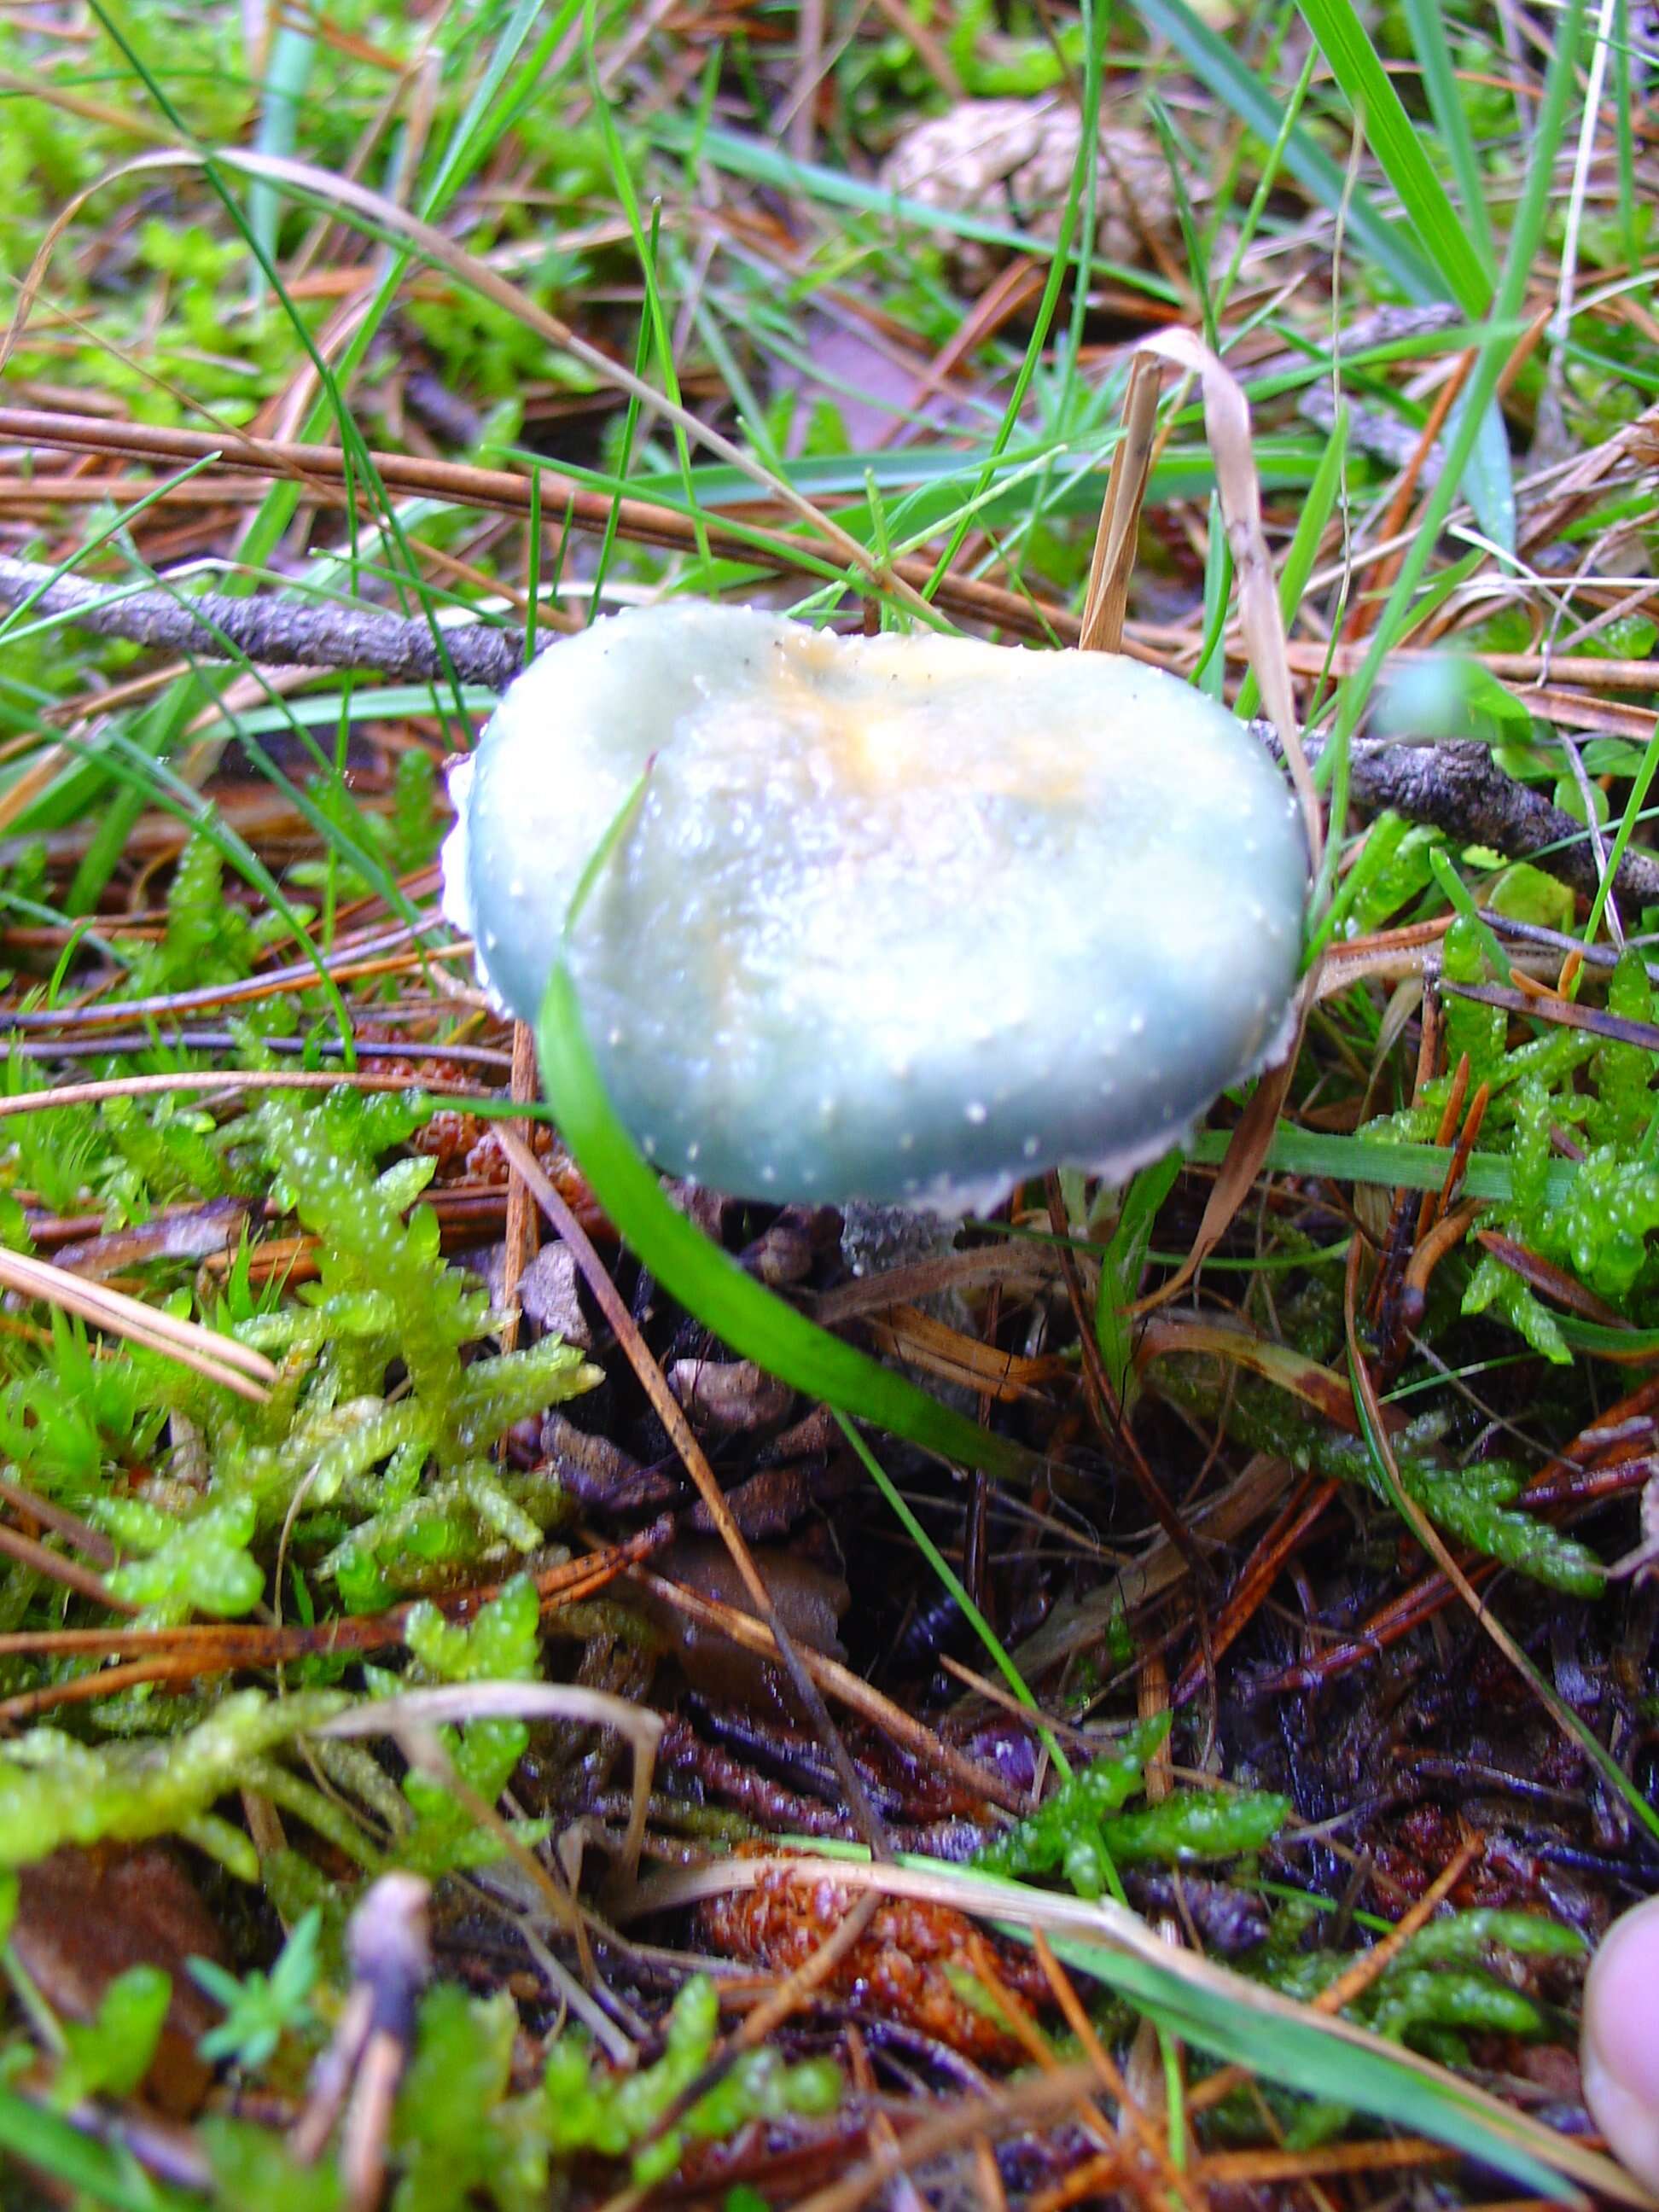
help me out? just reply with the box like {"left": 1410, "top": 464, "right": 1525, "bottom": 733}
{"left": 442, "top": 602, "right": 1307, "bottom": 1211}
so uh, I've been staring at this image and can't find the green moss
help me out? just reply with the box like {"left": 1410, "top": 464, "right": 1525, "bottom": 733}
{"left": 89, "top": 1091, "right": 603, "bottom": 1618}
{"left": 1150, "top": 1364, "right": 1604, "bottom": 1595}
{"left": 975, "top": 1714, "right": 1290, "bottom": 1898}
{"left": 1259, "top": 1905, "right": 1582, "bottom": 2061}
{"left": 0, "top": 1690, "right": 345, "bottom": 1871}
{"left": 543, "top": 1974, "right": 841, "bottom": 2188}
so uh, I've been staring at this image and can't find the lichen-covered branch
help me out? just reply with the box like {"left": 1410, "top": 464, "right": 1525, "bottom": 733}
{"left": 1301, "top": 730, "right": 1659, "bottom": 908}
{"left": 0, "top": 555, "right": 523, "bottom": 690}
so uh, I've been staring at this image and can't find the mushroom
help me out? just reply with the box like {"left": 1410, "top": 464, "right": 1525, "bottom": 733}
{"left": 1581, "top": 1889, "right": 1659, "bottom": 2191}
{"left": 442, "top": 601, "right": 1306, "bottom": 1211}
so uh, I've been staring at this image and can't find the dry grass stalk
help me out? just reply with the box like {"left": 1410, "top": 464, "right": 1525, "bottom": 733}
{"left": 0, "top": 1522, "right": 668, "bottom": 1662}
{"left": 1078, "top": 354, "right": 1162, "bottom": 655}
{"left": 1031, "top": 1931, "right": 1205, "bottom": 2212}
{"left": 0, "top": 1519, "right": 131, "bottom": 1610}
{"left": 0, "top": 1068, "right": 484, "bottom": 1122}
{"left": 320, "top": 1682, "right": 662, "bottom": 1904}
{"left": 0, "top": 406, "right": 1086, "bottom": 644}
{"left": 1135, "top": 328, "right": 1318, "bottom": 870}
{"left": 0, "top": 1244, "right": 274, "bottom": 1400}
{"left": 498, "top": 1020, "right": 538, "bottom": 1356}
{"left": 627, "top": 1563, "right": 1028, "bottom": 1813}
{"left": 9, "top": 148, "right": 925, "bottom": 615}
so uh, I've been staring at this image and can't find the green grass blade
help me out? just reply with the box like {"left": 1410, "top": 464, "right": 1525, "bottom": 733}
{"left": 1185, "top": 1124, "right": 1578, "bottom": 1208}
{"left": 1286, "top": 0, "right": 1516, "bottom": 548}
{"left": 619, "top": 433, "right": 1326, "bottom": 513}
{"left": 1211, "top": 35, "right": 1318, "bottom": 324}
{"left": 923, "top": 0, "right": 1108, "bottom": 596}
{"left": 1399, "top": 0, "right": 1496, "bottom": 271}
{"left": 584, "top": 0, "right": 713, "bottom": 586}
{"left": 0, "top": 458, "right": 224, "bottom": 647}
{"left": 236, "top": 0, "right": 583, "bottom": 581}
{"left": 835, "top": 1416, "right": 1073, "bottom": 1782}
{"left": 1613, "top": 0, "right": 1639, "bottom": 258}
{"left": 649, "top": 117, "right": 1177, "bottom": 294}
{"left": 534, "top": 964, "right": 1035, "bottom": 1482}
{"left": 1031, "top": 1925, "right": 1577, "bottom": 2196}
{"left": 422, "top": 0, "right": 578, "bottom": 218}
{"left": 1295, "top": 0, "right": 1492, "bottom": 313}
{"left": 1584, "top": 717, "right": 1659, "bottom": 942}
{"left": 247, "top": 17, "right": 316, "bottom": 282}
{"left": 1460, "top": 388, "right": 1518, "bottom": 556}
{"left": 787, "top": 1850, "right": 1599, "bottom": 2199}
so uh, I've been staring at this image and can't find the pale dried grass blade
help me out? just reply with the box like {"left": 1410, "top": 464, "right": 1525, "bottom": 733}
{"left": 1134, "top": 327, "right": 1322, "bottom": 873}
{"left": 1115, "top": 331, "right": 1323, "bottom": 1304}
{"left": 0, "top": 1070, "right": 482, "bottom": 1121}
{"left": 0, "top": 1246, "right": 275, "bottom": 1401}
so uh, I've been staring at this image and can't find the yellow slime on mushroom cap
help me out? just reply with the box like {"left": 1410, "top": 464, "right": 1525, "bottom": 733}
{"left": 443, "top": 601, "right": 1308, "bottom": 1210}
